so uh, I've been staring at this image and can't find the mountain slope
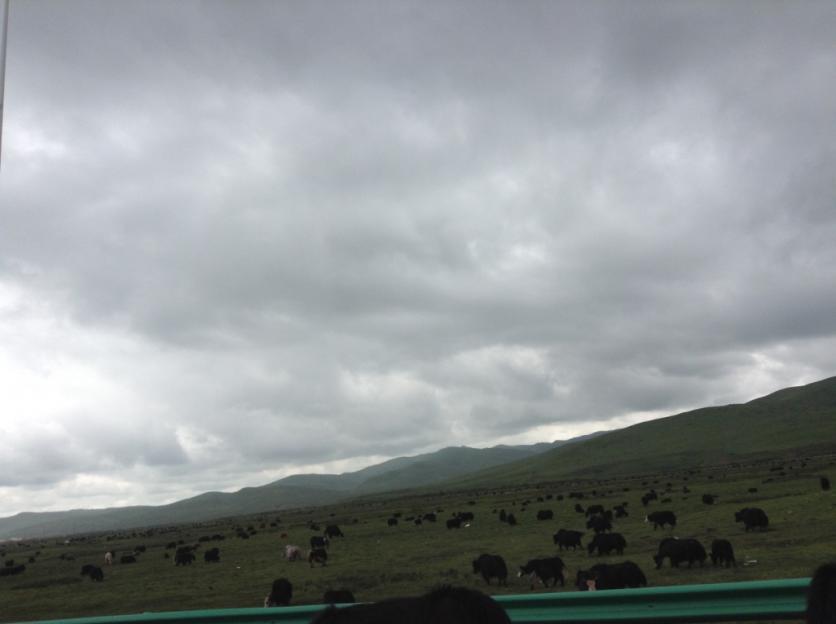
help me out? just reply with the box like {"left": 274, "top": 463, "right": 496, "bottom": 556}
{"left": 0, "top": 484, "right": 345, "bottom": 539}
{"left": 353, "top": 445, "right": 547, "bottom": 494}
{"left": 350, "top": 436, "right": 608, "bottom": 493}
{"left": 0, "top": 440, "right": 572, "bottom": 539}
{"left": 441, "top": 375, "right": 836, "bottom": 489}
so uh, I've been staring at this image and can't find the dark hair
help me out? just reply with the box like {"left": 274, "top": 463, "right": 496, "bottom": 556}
{"left": 807, "top": 563, "right": 836, "bottom": 624}
{"left": 309, "top": 585, "right": 510, "bottom": 623}
{"left": 267, "top": 577, "right": 292, "bottom": 607}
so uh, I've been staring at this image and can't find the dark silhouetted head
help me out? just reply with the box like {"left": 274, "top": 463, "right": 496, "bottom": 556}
{"left": 807, "top": 563, "right": 836, "bottom": 624}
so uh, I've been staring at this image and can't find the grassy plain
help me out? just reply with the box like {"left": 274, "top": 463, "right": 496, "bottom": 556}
{"left": 1, "top": 453, "right": 834, "bottom": 623}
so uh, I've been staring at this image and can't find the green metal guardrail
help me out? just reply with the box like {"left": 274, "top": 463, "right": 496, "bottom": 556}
{"left": 11, "top": 578, "right": 810, "bottom": 624}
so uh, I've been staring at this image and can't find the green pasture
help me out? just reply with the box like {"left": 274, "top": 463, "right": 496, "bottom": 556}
{"left": 1, "top": 454, "right": 833, "bottom": 623}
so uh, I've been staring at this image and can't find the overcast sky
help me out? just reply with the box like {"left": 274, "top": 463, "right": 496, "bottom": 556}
{"left": 1, "top": 0, "right": 834, "bottom": 517}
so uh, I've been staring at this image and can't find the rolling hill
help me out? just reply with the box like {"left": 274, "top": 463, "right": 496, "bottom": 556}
{"left": 0, "top": 484, "right": 345, "bottom": 540}
{"left": 439, "top": 375, "right": 836, "bottom": 489}
{"left": 0, "top": 438, "right": 587, "bottom": 539}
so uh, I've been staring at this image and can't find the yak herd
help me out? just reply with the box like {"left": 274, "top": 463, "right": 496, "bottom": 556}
{"left": 248, "top": 469, "right": 824, "bottom": 606}
{"left": 13, "top": 492, "right": 772, "bottom": 598}
{"left": 246, "top": 486, "right": 782, "bottom": 613}
{"left": 462, "top": 493, "right": 765, "bottom": 592}
{"left": 2, "top": 464, "right": 832, "bottom": 623}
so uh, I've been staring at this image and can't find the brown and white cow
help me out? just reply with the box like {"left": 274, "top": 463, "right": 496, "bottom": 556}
{"left": 284, "top": 545, "right": 303, "bottom": 561}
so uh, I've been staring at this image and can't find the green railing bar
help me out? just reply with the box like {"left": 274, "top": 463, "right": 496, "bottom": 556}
{"left": 495, "top": 577, "right": 810, "bottom": 622}
{"left": 10, "top": 577, "right": 810, "bottom": 624}
{"left": 9, "top": 605, "right": 323, "bottom": 624}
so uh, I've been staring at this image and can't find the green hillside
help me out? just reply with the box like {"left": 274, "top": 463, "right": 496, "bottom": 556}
{"left": 350, "top": 437, "right": 608, "bottom": 494}
{"left": 273, "top": 473, "right": 364, "bottom": 491}
{"left": 442, "top": 375, "right": 836, "bottom": 488}
{"left": 0, "top": 441, "right": 568, "bottom": 539}
{"left": 352, "top": 445, "right": 542, "bottom": 494}
{"left": 0, "top": 484, "right": 345, "bottom": 539}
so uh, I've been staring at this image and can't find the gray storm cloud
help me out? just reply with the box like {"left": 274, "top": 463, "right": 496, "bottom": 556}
{"left": 0, "top": 0, "right": 834, "bottom": 515}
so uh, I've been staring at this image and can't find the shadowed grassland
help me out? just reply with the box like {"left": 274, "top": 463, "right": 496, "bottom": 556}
{"left": 1, "top": 453, "right": 833, "bottom": 623}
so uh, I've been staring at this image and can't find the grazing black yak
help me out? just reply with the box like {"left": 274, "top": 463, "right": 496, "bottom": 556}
{"left": 80, "top": 564, "right": 104, "bottom": 581}
{"left": 309, "top": 548, "right": 328, "bottom": 567}
{"left": 710, "top": 539, "right": 736, "bottom": 568}
{"left": 585, "top": 505, "right": 605, "bottom": 517}
{"left": 472, "top": 554, "right": 508, "bottom": 585}
{"left": 518, "top": 557, "right": 565, "bottom": 589}
{"left": 654, "top": 538, "right": 706, "bottom": 569}
{"left": 735, "top": 508, "right": 769, "bottom": 531}
{"left": 645, "top": 511, "right": 677, "bottom": 529}
{"left": 553, "top": 529, "right": 584, "bottom": 550}
{"left": 587, "top": 533, "right": 627, "bottom": 556}
{"left": 586, "top": 515, "right": 612, "bottom": 534}
{"left": 325, "top": 525, "right": 344, "bottom": 538}
{"left": 174, "top": 548, "right": 195, "bottom": 566}
{"left": 575, "top": 561, "right": 646, "bottom": 590}
{"left": 0, "top": 564, "right": 25, "bottom": 577}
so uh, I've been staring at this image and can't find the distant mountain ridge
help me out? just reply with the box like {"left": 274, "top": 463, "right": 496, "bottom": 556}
{"left": 0, "top": 436, "right": 596, "bottom": 539}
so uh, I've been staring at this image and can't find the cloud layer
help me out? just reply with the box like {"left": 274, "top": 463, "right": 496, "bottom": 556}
{"left": 1, "top": 0, "right": 835, "bottom": 516}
